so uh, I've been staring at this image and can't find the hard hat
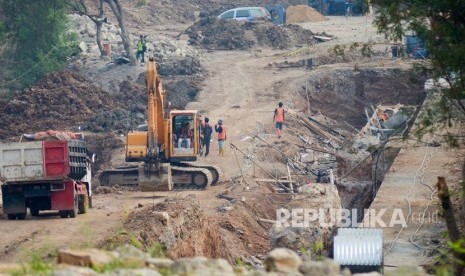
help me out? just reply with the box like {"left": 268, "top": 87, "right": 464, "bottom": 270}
{"left": 218, "top": 119, "right": 223, "bottom": 125}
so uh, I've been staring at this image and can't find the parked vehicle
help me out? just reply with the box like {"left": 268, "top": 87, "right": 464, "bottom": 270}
{"left": 0, "top": 133, "right": 92, "bottom": 220}
{"left": 218, "top": 7, "right": 271, "bottom": 22}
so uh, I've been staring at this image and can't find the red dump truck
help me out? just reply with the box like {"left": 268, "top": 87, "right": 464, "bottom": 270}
{"left": 0, "top": 135, "right": 92, "bottom": 220}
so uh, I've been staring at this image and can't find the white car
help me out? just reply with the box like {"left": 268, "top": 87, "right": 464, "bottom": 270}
{"left": 218, "top": 7, "right": 271, "bottom": 22}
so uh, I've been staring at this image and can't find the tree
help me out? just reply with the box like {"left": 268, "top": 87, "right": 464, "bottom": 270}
{"left": 67, "top": 0, "right": 136, "bottom": 64}
{"left": 371, "top": 0, "right": 465, "bottom": 137}
{"left": 0, "top": 0, "right": 78, "bottom": 89}
{"left": 370, "top": 0, "right": 465, "bottom": 274}
{"left": 103, "top": 0, "right": 136, "bottom": 65}
{"left": 68, "top": 0, "right": 107, "bottom": 57}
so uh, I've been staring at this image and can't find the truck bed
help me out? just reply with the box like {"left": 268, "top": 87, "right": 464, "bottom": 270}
{"left": 0, "top": 140, "right": 70, "bottom": 183}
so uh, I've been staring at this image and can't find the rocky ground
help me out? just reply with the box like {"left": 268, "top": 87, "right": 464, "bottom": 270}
{"left": 0, "top": 1, "right": 457, "bottom": 275}
{"left": 0, "top": 244, "right": 428, "bottom": 275}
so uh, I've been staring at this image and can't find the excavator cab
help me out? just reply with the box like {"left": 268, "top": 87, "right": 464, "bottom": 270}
{"left": 169, "top": 110, "right": 200, "bottom": 162}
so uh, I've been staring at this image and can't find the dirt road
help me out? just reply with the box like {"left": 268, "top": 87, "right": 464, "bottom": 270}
{"left": 187, "top": 49, "right": 309, "bottom": 178}
{"left": 0, "top": 188, "right": 219, "bottom": 262}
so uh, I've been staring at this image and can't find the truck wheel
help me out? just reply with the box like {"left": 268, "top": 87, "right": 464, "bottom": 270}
{"left": 69, "top": 195, "right": 78, "bottom": 218}
{"left": 78, "top": 194, "right": 88, "bottom": 214}
{"left": 16, "top": 213, "right": 26, "bottom": 220}
{"left": 30, "top": 208, "right": 39, "bottom": 216}
{"left": 59, "top": 211, "right": 68, "bottom": 218}
{"left": 7, "top": 214, "right": 17, "bottom": 220}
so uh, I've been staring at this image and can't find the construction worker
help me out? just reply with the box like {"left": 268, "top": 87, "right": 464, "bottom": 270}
{"left": 273, "top": 102, "right": 285, "bottom": 138}
{"left": 201, "top": 117, "right": 213, "bottom": 157}
{"left": 215, "top": 119, "right": 226, "bottom": 157}
{"left": 136, "top": 35, "right": 146, "bottom": 64}
{"left": 345, "top": 0, "right": 353, "bottom": 17}
{"left": 178, "top": 122, "right": 192, "bottom": 148}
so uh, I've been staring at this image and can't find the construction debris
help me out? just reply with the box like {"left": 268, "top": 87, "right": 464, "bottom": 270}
{"left": 22, "top": 130, "right": 84, "bottom": 141}
{"left": 269, "top": 58, "right": 317, "bottom": 69}
{"left": 360, "top": 104, "right": 408, "bottom": 138}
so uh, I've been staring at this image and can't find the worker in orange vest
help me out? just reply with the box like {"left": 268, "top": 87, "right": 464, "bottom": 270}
{"left": 273, "top": 102, "right": 285, "bottom": 138}
{"left": 215, "top": 119, "right": 226, "bottom": 157}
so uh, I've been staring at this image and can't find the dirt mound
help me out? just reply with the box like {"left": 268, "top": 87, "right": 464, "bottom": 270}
{"left": 254, "top": 24, "right": 316, "bottom": 49}
{"left": 158, "top": 57, "right": 203, "bottom": 77}
{"left": 103, "top": 195, "right": 270, "bottom": 263}
{"left": 83, "top": 80, "right": 147, "bottom": 133}
{"left": 187, "top": 18, "right": 316, "bottom": 50}
{"left": 165, "top": 78, "right": 204, "bottom": 110}
{"left": 186, "top": 17, "right": 254, "bottom": 50}
{"left": 286, "top": 5, "right": 328, "bottom": 23}
{"left": 105, "top": 196, "right": 226, "bottom": 259}
{"left": 0, "top": 72, "right": 120, "bottom": 139}
{"left": 0, "top": 56, "right": 207, "bottom": 140}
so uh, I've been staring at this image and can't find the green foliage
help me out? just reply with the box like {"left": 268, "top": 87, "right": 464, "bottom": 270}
{"left": 0, "top": 21, "right": 6, "bottom": 42}
{"left": 129, "top": 233, "right": 143, "bottom": 249}
{"left": 431, "top": 247, "right": 452, "bottom": 275}
{"left": 332, "top": 44, "right": 346, "bottom": 56}
{"left": 235, "top": 257, "right": 252, "bottom": 269}
{"left": 149, "top": 242, "right": 166, "bottom": 258}
{"left": 360, "top": 43, "right": 373, "bottom": 57}
{"left": 349, "top": 42, "right": 360, "bottom": 51}
{"left": 91, "top": 259, "right": 124, "bottom": 273}
{"left": 159, "top": 267, "right": 172, "bottom": 276}
{"left": 102, "top": 227, "right": 128, "bottom": 251}
{"left": 331, "top": 42, "right": 373, "bottom": 59}
{"left": 0, "top": 0, "right": 79, "bottom": 89}
{"left": 312, "top": 241, "right": 324, "bottom": 260}
{"left": 136, "top": 0, "right": 149, "bottom": 7}
{"left": 448, "top": 239, "right": 465, "bottom": 255}
{"left": 298, "top": 247, "right": 309, "bottom": 255}
{"left": 13, "top": 251, "right": 53, "bottom": 276}
{"left": 29, "top": 254, "right": 52, "bottom": 275}
{"left": 370, "top": 0, "right": 465, "bottom": 144}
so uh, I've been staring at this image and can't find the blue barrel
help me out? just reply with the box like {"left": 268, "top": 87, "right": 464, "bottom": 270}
{"left": 405, "top": 35, "right": 423, "bottom": 54}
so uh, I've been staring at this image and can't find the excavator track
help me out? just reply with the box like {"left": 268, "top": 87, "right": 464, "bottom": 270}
{"left": 99, "top": 166, "right": 140, "bottom": 187}
{"left": 99, "top": 164, "right": 214, "bottom": 190}
{"left": 174, "top": 162, "right": 222, "bottom": 185}
{"left": 171, "top": 164, "right": 212, "bottom": 190}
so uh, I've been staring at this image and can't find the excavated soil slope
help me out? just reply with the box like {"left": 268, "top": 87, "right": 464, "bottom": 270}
{"left": 104, "top": 196, "right": 270, "bottom": 262}
{"left": 0, "top": 56, "right": 206, "bottom": 140}
{"left": 0, "top": 72, "right": 121, "bottom": 140}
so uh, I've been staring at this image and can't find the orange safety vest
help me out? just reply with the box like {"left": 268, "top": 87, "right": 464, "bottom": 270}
{"left": 218, "top": 125, "right": 226, "bottom": 140}
{"left": 275, "top": 108, "right": 284, "bottom": 122}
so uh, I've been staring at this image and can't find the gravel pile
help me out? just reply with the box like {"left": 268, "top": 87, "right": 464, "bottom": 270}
{"left": 286, "top": 5, "right": 328, "bottom": 23}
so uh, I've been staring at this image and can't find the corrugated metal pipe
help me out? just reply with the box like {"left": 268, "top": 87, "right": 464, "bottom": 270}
{"left": 333, "top": 228, "right": 383, "bottom": 273}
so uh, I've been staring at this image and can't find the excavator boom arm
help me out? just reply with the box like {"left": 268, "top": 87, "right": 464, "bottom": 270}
{"left": 146, "top": 58, "right": 166, "bottom": 159}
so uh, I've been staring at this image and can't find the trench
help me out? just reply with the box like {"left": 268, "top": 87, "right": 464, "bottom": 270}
{"left": 301, "top": 67, "right": 428, "bottom": 222}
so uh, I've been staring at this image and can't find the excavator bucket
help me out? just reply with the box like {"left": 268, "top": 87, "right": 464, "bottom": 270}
{"left": 138, "top": 163, "right": 173, "bottom": 192}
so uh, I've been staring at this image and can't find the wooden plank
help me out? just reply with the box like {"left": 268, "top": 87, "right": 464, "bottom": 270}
{"left": 254, "top": 178, "right": 297, "bottom": 184}
{"left": 314, "top": 35, "right": 332, "bottom": 41}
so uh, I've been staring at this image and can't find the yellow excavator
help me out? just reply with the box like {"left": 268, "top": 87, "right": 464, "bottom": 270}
{"left": 99, "top": 57, "right": 220, "bottom": 191}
